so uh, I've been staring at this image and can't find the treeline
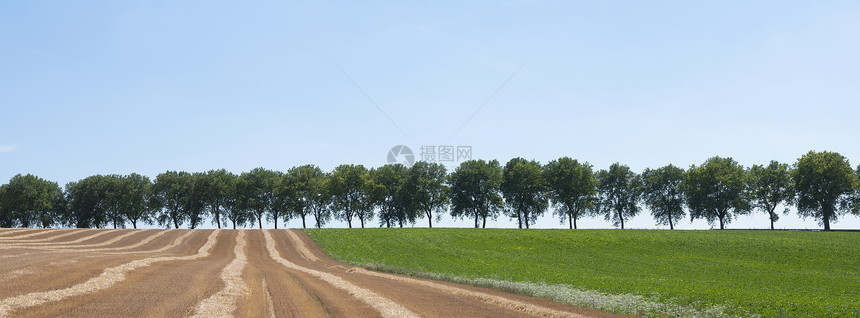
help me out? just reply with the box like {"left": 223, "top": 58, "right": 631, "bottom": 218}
{"left": 1, "top": 150, "right": 858, "bottom": 230}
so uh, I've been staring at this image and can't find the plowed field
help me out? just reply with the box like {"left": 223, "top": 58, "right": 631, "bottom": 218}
{"left": 0, "top": 229, "right": 619, "bottom": 318}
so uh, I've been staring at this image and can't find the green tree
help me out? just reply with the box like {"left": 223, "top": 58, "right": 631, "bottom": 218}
{"left": 120, "top": 173, "right": 154, "bottom": 229}
{"left": 0, "top": 174, "right": 64, "bottom": 228}
{"left": 449, "top": 159, "right": 504, "bottom": 228}
{"left": 748, "top": 161, "right": 795, "bottom": 230}
{"left": 309, "top": 171, "right": 333, "bottom": 228}
{"left": 0, "top": 184, "right": 9, "bottom": 227}
{"left": 406, "top": 161, "right": 449, "bottom": 228}
{"left": 330, "top": 164, "right": 374, "bottom": 228}
{"left": 371, "top": 164, "right": 410, "bottom": 228}
{"left": 501, "top": 158, "right": 548, "bottom": 229}
{"left": 543, "top": 157, "right": 598, "bottom": 229}
{"left": 238, "top": 168, "right": 281, "bottom": 229}
{"left": 202, "top": 169, "right": 235, "bottom": 229}
{"left": 183, "top": 172, "right": 209, "bottom": 229}
{"left": 640, "top": 164, "right": 686, "bottom": 230}
{"left": 152, "top": 171, "right": 191, "bottom": 229}
{"left": 356, "top": 176, "right": 380, "bottom": 228}
{"left": 102, "top": 174, "right": 127, "bottom": 229}
{"left": 221, "top": 173, "right": 248, "bottom": 229}
{"left": 280, "top": 165, "right": 326, "bottom": 229}
{"left": 792, "top": 151, "right": 857, "bottom": 230}
{"left": 597, "top": 163, "right": 641, "bottom": 229}
{"left": 684, "top": 156, "right": 750, "bottom": 230}
{"left": 64, "top": 175, "right": 111, "bottom": 228}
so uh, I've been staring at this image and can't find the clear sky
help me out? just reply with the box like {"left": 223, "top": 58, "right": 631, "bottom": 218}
{"left": 2, "top": 1, "right": 859, "bottom": 229}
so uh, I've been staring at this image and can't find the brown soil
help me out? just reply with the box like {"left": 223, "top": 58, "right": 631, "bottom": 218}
{"left": 0, "top": 229, "right": 630, "bottom": 318}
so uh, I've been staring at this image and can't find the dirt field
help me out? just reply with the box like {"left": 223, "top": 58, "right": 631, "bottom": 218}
{"left": 0, "top": 228, "right": 625, "bottom": 318}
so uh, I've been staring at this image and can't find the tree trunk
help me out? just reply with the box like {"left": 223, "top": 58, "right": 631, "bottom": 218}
{"left": 232, "top": 221, "right": 236, "bottom": 230}
{"left": 524, "top": 211, "right": 530, "bottom": 229}
{"left": 474, "top": 213, "right": 479, "bottom": 228}
{"left": 399, "top": 219, "right": 403, "bottom": 228}
{"left": 482, "top": 215, "right": 487, "bottom": 228}
{"left": 517, "top": 211, "right": 523, "bottom": 229}
{"left": 823, "top": 212, "right": 831, "bottom": 231}
{"left": 619, "top": 211, "right": 625, "bottom": 229}
{"left": 668, "top": 215, "right": 674, "bottom": 230}
{"left": 258, "top": 215, "right": 263, "bottom": 229}
{"left": 568, "top": 214, "right": 573, "bottom": 229}
{"left": 301, "top": 215, "right": 306, "bottom": 229}
{"left": 216, "top": 211, "right": 221, "bottom": 229}
{"left": 718, "top": 216, "right": 725, "bottom": 230}
{"left": 360, "top": 218, "right": 365, "bottom": 228}
{"left": 428, "top": 211, "right": 433, "bottom": 228}
{"left": 574, "top": 217, "right": 578, "bottom": 230}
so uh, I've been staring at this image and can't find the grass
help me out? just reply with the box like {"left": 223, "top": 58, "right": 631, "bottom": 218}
{"left": 304, "top": 228, "right": 860, "bottom": 317}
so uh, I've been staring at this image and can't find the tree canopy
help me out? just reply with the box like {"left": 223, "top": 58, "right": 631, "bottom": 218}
{"left": 748, "top": 161, "right": 795, "bottom": 230}
{"left": 543, "top": 157, "right": 598, "bottom": 229}
{"left": 501, "top": 158, "right": 548, "bottom": 229}
{"left": 684, "top": 157, "right": 750, "bottom": 229}
{"left": 793, "top": 151, "right": 857, "bottom": 230}
{"left": 0, "top": 174, "right": 64, "bottom": 228}
{"left": 406, "top": 161, "right": 449, "bottom": 228}
{"left": 449, "top": 159, "right": 504, "bottom": 228}
{"left": 3, "top": 150, "right": 860, "bottom": 230}
{"left": 596, "top": 163, "right": 641, "bottom": 229}
{"left": 640, "top": 164, "right": 686, "bottom": 230}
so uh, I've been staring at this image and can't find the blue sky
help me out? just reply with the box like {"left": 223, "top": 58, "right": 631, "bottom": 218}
{"left": 2, "top": 1, "right": 859, "bottom": 229}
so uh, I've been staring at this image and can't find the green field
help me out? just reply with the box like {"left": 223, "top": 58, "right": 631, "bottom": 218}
{"left": 304, "top": 228, "right": 860, "bottom": 317}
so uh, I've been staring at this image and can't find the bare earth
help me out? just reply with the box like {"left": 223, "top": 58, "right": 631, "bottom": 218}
{"left": 0, "top": 228, "right": 627, "bottom": 318}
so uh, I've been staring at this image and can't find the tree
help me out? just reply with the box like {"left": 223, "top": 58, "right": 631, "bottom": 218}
{"left": 64, "top": 175, "right": 111, "bottom": 228}
{"left": 747, "top": 161, "right": 795, "bottom": 230}
{"left": 449, "top": 159, "right": 504, "bottom": 228}
{"left": 0, "top": 174, "right": 64, "bottom": 228}
{"left": 406, "top": 161, "right": 449, "bottom": 228}
{"left": 202, "top": 169, "right": 235, "bottom": 229}
{"left": 356, "top": 176, "right": 380, "bottom": 228}
{"left": 152, "top": 171, "right": 191, "bottom": 229}
{"left": 281, "top": 165, "right": 326, "bottom": 229}
{"left": 330, "top": 164, "right": 374, "bottom": 228}
{"left": 120, "top": 173, "right": 154, "bottom": 229}
{"left": 102, "top": 174, "right": 127, "bottom": 229}
{"left": 792, "top": 151, "right": 857, "bottom": 230}
{"left": 0, "top": 184, "right": 10, "bottom": 227}
{"left": 501, "top": 158, "right": 548, "bottom": 229}
{"left": 220, "top": 173, "right": 248, "bottom": 230}
{"left": 183, "top": 172, "right": 209, "bottom": 229}
{"left": 371, "top": 164, "right": 411, "bottom": 228}
{"left": 684, "top": 156, "right": 750, "bottom": 229}
{"left": 597, "top": 163, "right": 641, "bottom": 229}
{"left": 640, "top": 164, "right": 686, "bottom": 230}
{"left": 238, "top": 168, "right": 281, "bottom": 229}
{"left": 309, "top": 171, "right": 333, "bottom": 228}
{"left": 543, "top": 157, "right": 598, "bottom": 229}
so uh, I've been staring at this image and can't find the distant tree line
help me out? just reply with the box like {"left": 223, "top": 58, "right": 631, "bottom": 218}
{"left": 1, "top": 151, "right": 859, "bottom": 230}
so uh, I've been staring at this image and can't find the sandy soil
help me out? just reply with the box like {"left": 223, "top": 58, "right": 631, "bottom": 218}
{"left": 0, "top": 228, "right": 629, "bottom": 318}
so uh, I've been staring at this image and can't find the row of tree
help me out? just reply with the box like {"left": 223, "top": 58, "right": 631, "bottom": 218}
{"left": 1, "top": 151, "right": 858, "bottom": 230}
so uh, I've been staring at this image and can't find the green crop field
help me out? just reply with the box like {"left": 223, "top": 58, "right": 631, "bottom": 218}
{"left": 304, "top": 228, "right": 860, "bottom": 317}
